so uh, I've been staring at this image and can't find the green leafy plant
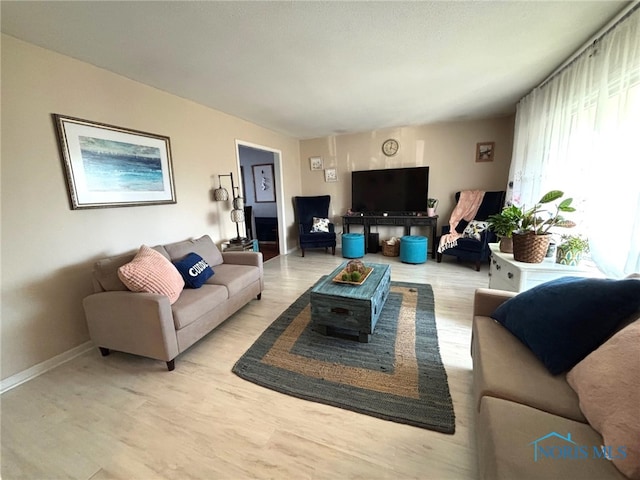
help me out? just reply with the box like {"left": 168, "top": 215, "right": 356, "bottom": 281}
{"left": 518, "top": 190, "right": 577, "bottom": 235}
{"left": 487, "top": 204, "right": 523, "bottom": 238}
{"left": 558, "top": 234, "right": 589, "bottom": 253}
{"left": 427, "top": 198, "right": 438, "bottom": 208}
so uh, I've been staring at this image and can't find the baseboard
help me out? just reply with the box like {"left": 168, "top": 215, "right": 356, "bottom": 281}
{"left": 1, "top": 340, "right": 94, "bottom": 394}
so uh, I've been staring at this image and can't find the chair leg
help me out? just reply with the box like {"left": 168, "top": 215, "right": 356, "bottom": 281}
{"left": 166, "top": 359, "right": 175, "bottom": 371}
{"left": 331, "top": 246, "right": 335, "bottom": 255}
{"left": 475, "top": 261, "right": 481, "bottom": 272}
{"left": 437, "top": 253, "right": 442, "bottom": 263}
{"left": 301, "top": 248, "right": 305, "bottom": 257}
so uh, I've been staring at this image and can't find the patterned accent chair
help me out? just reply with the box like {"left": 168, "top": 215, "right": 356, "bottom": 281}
{"left": 294, "top": 195, "right": 337, "bottom": 257}
{"left": 436, "top": 191, "right": 506, "bottom": 271}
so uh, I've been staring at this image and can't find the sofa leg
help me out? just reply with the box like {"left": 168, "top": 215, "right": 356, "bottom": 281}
{"left": 99, "top": 347, "right": 110, "bottom": 357}
{"left": 437, "top": 253, "right": 442, "bottom": 263}
{"left": 331, "top": 246, "right": 335, "bottom": 255}
{"left": 166, "top": 359, "right": 175, "bottom": 371}
{"left": 257, "top": 293, "right": 262, "bottom": 300}
{"left": 475, "top": 261, "right": 481, "bottom": 272}
{"left": 301, "top": 248, "right": 305, "bottom": 257}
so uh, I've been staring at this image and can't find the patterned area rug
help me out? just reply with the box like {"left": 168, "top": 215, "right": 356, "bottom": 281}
{"left": 232, "top": 280, "right": 455, "bottom": 433}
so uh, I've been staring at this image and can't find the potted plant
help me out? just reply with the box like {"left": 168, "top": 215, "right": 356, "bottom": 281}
{"left": 512, "top": 190, "right": 576, "bottom": 263}
{"left": 487, "top": 204, "right": 523, "bottom": 253}
{"left": 556, "top": 234, "right": 589, "bottom": 266}
{"left": 427, "top": 198, "right": 438, "bottom": 217}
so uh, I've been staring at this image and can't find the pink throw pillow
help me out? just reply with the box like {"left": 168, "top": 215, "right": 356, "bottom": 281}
{"left": 567, "top": 318, "right": 640, "bottom": 479}
{"left": 118, "top": 245, "right": 184, "bottom": 304}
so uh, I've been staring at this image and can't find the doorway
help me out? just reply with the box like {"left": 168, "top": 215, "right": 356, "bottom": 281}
{"left": 236, "top": 141, "right": 285, "bottom": 261}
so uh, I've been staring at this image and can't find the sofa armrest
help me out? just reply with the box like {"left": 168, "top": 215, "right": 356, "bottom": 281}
{"left": 83, "top": 291, "right": 179, "bottom": 361}
{"left": 473, "top": 288, "right": 517, "bottom": 317}
{"left": 221, "top": 251, "right": 263, "bottom": 268}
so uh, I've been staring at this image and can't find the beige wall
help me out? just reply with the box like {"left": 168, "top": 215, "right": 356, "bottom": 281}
{"left": 0, "top": 35, "right": 302, "bottom": 380}
{"left": 299, "top": 117, "right": 514, "bottom": 237}
{"left": 1, "top": 34, "right": 514, "bottom": 382}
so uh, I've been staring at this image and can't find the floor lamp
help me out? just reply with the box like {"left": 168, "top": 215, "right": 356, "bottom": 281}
{"left": 213, "top": 172, "right": 247, "bottom": 244}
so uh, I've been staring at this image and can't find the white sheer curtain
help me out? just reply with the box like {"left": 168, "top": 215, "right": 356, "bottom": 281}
{"left": 508, "top": 7, "right": 640, "bottom": 278}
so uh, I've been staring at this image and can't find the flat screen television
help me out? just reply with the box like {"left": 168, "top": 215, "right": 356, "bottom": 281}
{"left": 351, "top": 166, "right": 429, "bottom": 214}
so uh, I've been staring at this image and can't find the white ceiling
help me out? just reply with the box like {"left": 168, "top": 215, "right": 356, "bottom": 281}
{"left": 1, "top": 1, "right": 628, "bottom": 139}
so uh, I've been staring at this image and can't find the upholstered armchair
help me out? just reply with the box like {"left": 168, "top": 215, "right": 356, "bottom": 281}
{"left": 436, "top": 191, "right": 506, "bottom": 271}
{"left": 294, "top": 195, "right": 337, "bottom": 257}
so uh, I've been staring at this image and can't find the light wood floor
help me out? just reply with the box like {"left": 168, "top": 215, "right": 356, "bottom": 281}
{"left": 1, "top": 251, "right": 491, "bottom": 480}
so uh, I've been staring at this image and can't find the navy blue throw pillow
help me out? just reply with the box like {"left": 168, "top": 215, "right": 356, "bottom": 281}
{"left": 491, "top": 276, "right": 640, "bottom": 375}
{"left": 173, "top": 252, "right": 214, "bottom": 289}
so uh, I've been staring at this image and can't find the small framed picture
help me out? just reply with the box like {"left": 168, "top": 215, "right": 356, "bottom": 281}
{"left": 476, "top": 142, "right": 495, "bottom": 162}
{"left": 309, "top": 156, "right": 323, "bottom": 171}
{"left": 324, "top": 168, "right": 338, "bottom": 183}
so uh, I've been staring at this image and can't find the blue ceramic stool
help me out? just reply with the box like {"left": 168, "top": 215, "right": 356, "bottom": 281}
{"left": 400, "top": 235, "right": 428, "bottom": 264}
{"left": 342, "top": 233, "right": 365, "bottom": 259}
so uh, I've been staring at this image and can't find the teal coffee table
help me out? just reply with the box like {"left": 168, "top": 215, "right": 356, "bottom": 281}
{"left": 310, "top": 262, "right": 391, "bottom": 342}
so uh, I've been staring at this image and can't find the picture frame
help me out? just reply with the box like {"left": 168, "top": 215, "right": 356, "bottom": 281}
{"left": 252, "top": 163, "right": 276, "bottom": 202}
{"left": 309, "top": 156, "right": 323, "bottom": 171}
{"left": 324, "top": 168, "right": 338, "bottom": 183}
{"left": 476, "top": 141, "right": 495, "bottom": 162}
{"left": 53, "top": 114, "right": 176, "bottom": 209}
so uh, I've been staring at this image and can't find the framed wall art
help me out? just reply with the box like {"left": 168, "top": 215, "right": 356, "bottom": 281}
{"left": 252, "top": 163, "right": 276, "bottom": 202}
{"left": 324, "top": 168, "right": 338, "bottom": 183}
{"left": 476, "top": 141, "right": 495, "bottom": 162}
{"left": 309, "top": 156, "right": 323, "bottom": 171}
{"left": 53, "top": 114, "right": 176, "bottom": 209}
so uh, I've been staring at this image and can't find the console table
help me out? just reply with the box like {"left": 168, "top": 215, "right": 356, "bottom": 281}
{"left": 488, "top": 243, "right": 601, "bottom": 292}
{"left": 342, "top": 214, "right": 438, "bottom": 259}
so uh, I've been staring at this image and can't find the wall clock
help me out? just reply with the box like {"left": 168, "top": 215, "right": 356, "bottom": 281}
{"left": 382, "top": 138, "right": 399, "bottom": 157}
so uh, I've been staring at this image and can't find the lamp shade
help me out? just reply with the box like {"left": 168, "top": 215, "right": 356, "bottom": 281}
{"left": 230, "top": 209, "right": 245, "bottom": 223}
{"left": 214, "top": 187, "right": 229, "bottom": 201}
{"left": 232, "top": 196, "right": 244, "bottom": 210}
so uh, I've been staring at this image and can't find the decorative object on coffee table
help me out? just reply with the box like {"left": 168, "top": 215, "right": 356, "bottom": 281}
{"left": 232, "top": 279, "right": 456, "bottom": 433}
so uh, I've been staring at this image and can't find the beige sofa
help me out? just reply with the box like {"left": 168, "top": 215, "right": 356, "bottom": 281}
{"left": 472, "top": 288, "right": 630, "bottom": 480}
{"left": 83, "top": 235, "right": 263, "bottom": 371}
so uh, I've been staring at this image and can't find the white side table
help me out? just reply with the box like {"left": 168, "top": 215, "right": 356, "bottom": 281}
{"left": 488, "top": 243, "right": 601, "bottom": 293}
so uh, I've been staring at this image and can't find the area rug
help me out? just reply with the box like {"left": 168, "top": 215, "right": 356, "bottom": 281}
{"left": 232, "top": 280, "right": 456, "bottom": 433}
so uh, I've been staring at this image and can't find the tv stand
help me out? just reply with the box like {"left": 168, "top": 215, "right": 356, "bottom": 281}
{"left": 343, "top": 213, "right": 438, "bottom": 259}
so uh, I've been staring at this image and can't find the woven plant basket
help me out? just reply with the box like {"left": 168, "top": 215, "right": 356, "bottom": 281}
{"left": 382, "top": 242, "right": 400, "bottom": 257}
{"left": 512, "top": 233, "right": 551, "bottom": 263}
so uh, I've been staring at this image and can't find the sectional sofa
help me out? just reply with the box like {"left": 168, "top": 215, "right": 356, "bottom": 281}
{"left": 471, "top": 281, "right": 639, "bottom": 480}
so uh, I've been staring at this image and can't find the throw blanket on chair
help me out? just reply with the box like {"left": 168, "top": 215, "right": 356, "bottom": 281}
{"left": 438, "top": 190, "right": 486, "bottom": 253}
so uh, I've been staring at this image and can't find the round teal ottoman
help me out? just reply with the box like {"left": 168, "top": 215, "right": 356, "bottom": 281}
{"left": 400, "top": 235, "right": 428, "bottom": 264}
{"left": 342, "top": 233, "right": 365, "bottom": 258}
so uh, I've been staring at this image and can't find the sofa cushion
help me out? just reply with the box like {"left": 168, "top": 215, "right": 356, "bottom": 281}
{"left": 477, "top": 396, "right": 627, "bottom": 480}
{"left": 171, "top": 284, "right": 228, "bottom": 329}
{"left": 463, "top": 220, "right": 488, "bottom": 241}
{"left": 93, "top": 245, "right": 169, "bottom": 292}
{"left": 206, "top": 264, "right": 261, "bottom": 297}
{"left": 491, "top": 277, "right": 640, "bottom": 374}
{"left": 311, "top": 217, "right": 330, "bottom": 233}
{"left": 173, "top": 252, "right": 214, "bottom": 289}
{"left": 567, "top": 318, "right": 640, "bottom": 479}
{"left": 472, "top": 315, "right": 585, "bottom": 422}
{"left": 164, "top": 235, "right": 223, "bottom": 267}
{"left": 117, "top": 245, "right": 184, "bottom": 304}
